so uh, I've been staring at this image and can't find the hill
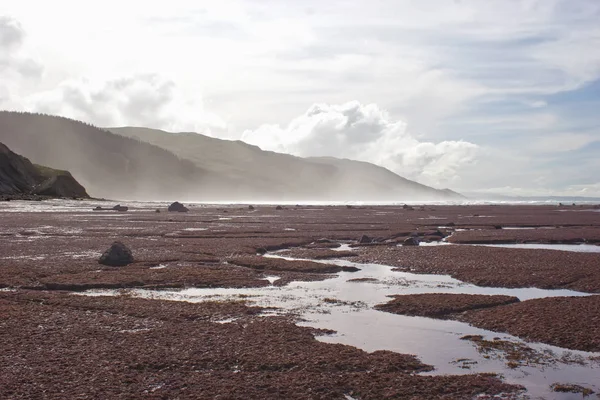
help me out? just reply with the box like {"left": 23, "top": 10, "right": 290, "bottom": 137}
{"left": 110, "top": 126, "right": 462, "bottom": 201}
{"left": 0, "top": 142, "right": 88, "bottom": 198}
{"left": 0, "top": 111, "right": 463, "bottom": 201}
{"left": 0, "top": 112, "right": 231, "bottom": 200}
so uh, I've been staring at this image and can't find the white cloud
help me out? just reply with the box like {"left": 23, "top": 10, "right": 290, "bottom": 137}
{"left": 23, "top": 75, "right": 227, "bottom": 133}
{"left": 2, "top": 1, "right": 600, "bottom": 197}
{"left": 242, "top": 101, "right": 478, "bottom": 187}
{"left": 0, "top": 16, "right": 43, "bottom": 105}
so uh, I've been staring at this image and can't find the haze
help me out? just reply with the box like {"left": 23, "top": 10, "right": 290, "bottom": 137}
{"left": 1, "top": 0, "right": 599, "bottom": 198}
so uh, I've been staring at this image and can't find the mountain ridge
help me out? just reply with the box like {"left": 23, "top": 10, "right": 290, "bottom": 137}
{"left": 0, "top": 111, "right": 463, "bottom": 201}
{"left": 109, "top": 126, "right": 462, "bottom": 201}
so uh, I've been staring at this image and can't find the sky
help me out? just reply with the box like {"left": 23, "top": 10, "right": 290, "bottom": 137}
{"left": 1, "top": 0, "right": 599, "bottom": 197}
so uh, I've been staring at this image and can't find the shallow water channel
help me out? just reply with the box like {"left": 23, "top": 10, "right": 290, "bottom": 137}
{"left": 86, "top": 253, "right": 600, "bottom": 399}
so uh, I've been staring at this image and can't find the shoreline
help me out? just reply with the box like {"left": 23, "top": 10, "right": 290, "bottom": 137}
{"left": 1, "top": 201, "right": 599, "bottom": 398}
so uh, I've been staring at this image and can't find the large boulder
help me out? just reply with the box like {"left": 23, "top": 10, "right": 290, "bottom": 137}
{"left": 112, "top": 204, "right": 128, "bottom": 212}
{"left": 99, "top": 241, "right": 134, "bottom": 266}
{"left": 168, "top": 201, "right": 189, "bottom": 212}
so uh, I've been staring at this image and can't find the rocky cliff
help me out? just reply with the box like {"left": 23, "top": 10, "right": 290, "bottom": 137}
{"left": 0, "top": 142, "right": 88, "bottom": 198}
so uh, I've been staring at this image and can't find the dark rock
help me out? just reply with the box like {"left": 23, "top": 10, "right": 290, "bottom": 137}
{"left": 341, "top": 266, "right": 360, "bottom": 272}
{"left": 112, "top": 204, "right": 128, "bottom": 212}
{"left": 447, "top": 222, "right": 456, "bottom": 227}
{"left": 358, "top": 235, "right": 372, "bottom": 244}
{"left": 426, "top": 229, "right": 445, "bottom": 238}
{"left": 98, "top": 241, "right": 134, "bottom": 266}
{"left": 315, "top": 238, "right": 333, "bottom": 244}
{"left": 168, "top": 202, "right": 189, "bottom": 212}
{"left": 93, "top": 206, "right": 103, "bottom": 211}
{"left": 402, "top": 237, "right": 420, "bottom": 246}
{"left": 275, "top": 205, "right": 283, "bottom": 210}
{"left": 256, "top": 248, "right": 267, "bottom": 255}
{"left": 248, "top": 205, "right": 255, "bottom": 211}
{"left": 155, "top": 209, "right": 161, "bottom": 213}
{"left": 346, "top": 205, "right": 354, "bottom": 209}
{"left": 494, "top": 225, "right": 503, "bottom": 230}
{"left": 0, "top": 142, "right": 88, "bottom": 198}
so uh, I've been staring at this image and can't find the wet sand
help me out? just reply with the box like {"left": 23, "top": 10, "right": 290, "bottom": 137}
{"left": 349, "top": 246, "right": 600, "bottom": 293}
{"left": 1, "top": 200, "right": 599, "bottom": 398}
{"left": 1, "top": 290, "right": 519, "bottom": 400}
{"left": 376, "top": 293, "right": 600, "bottom": 351}
{"left": 375, "top": 293, "right": 520, "bottom": 318}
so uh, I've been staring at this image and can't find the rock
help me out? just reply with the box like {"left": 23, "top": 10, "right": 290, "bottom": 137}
{"left": 402, "top": 237, "right": 420, "bottom": 246}
{"left": 341, "top": 266, "right": 360, "bottom": 272}
{"left": 93, "top": 206, "right": 103, "bottom": 211}
{"left": 275, "top": 205, "right": 283, "bottom": 210}
{"left": 248, "top": 205, "right": 255, "bottom": 211}
{"left": 346, "top": 205, "right": 354, "bottom": 209}
{"left": 98, "top": 241, "right": 134, "bottom": 266}
{"left": 402, "top": 204, "right": 415, "bottom": 211}
{"left": 358, "top": 235, "right": 372, "bottom": 244}
{"left": 112, "top": 204, "right": 128, "bottom": 212}
{"left": 494, "top": 225, "right": 503, "bottom": 230}
{"left": 168, "top": 202, "right": 189, "bottom": 212}
{"left": 155, "top": 209, "right": 161, "bottom": 213}
{"left": 447, "top": 222, "right": 456, "bottom": 227}
{"left": 426, "top": 229, "right": 445, "bottom": 238}
{"left": 256, "top": 248, "right": 267, "bottom": 255}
